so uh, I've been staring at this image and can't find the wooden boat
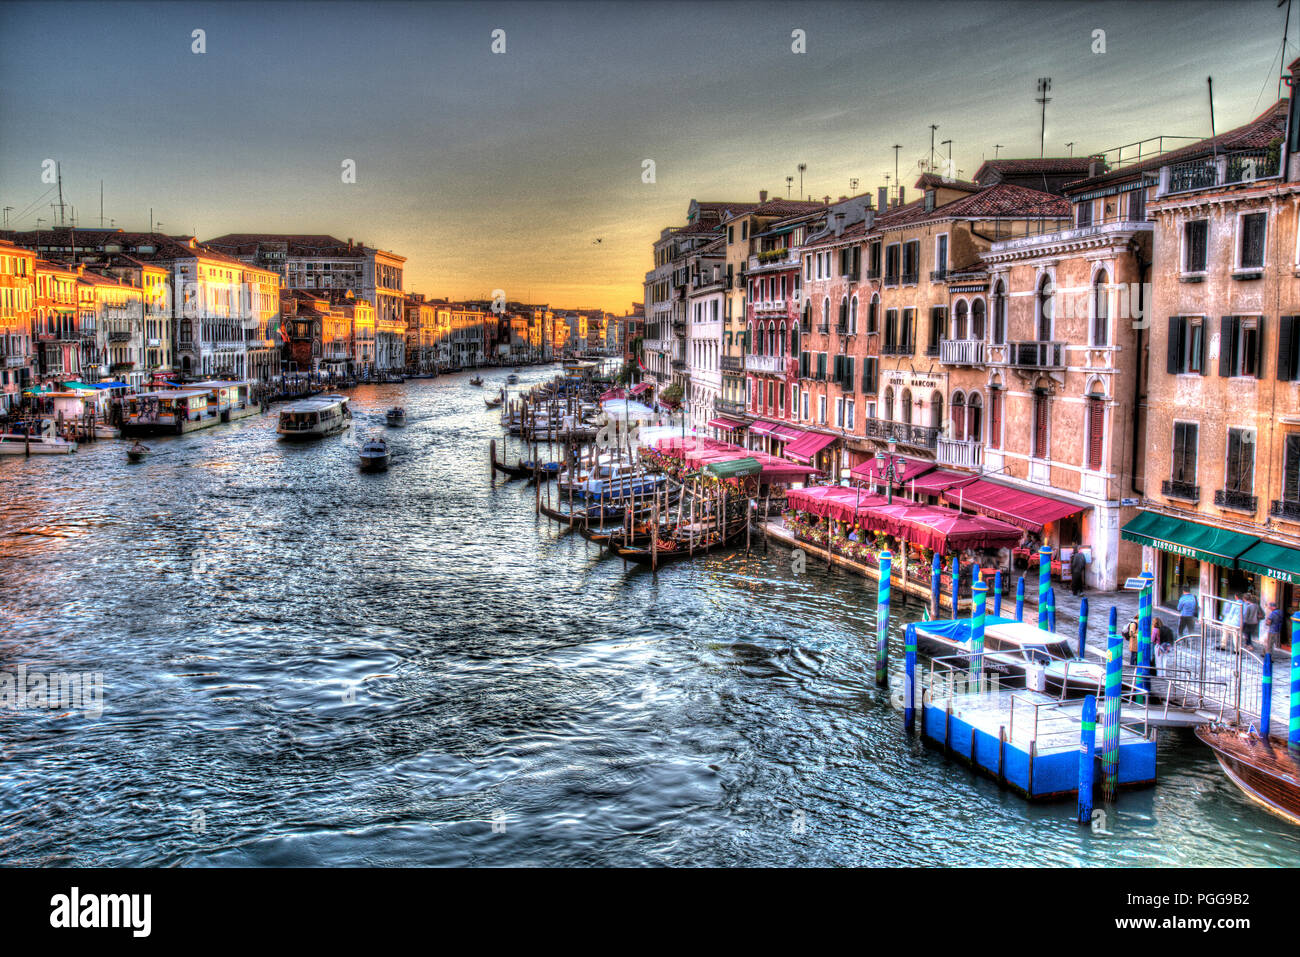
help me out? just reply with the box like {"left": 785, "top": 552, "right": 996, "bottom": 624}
{"left": 469, "top": 376, "right": 484, "bottom": 386}
{"left": 485, "top": 395, "right": 503, "bottom": 409}
{"left": 615, "top": 525, "right": 747, "bottom": 566}
{"left": 386, "top": 406, "right": 406, "bottom": 426}
{"left": 359, "top": 437, "right": 391, "bottom": 471}
{"left": 521, "top": 460, "right": 561, "bottom": 480}
{"left": 507, "top": 373, "right": 519, "bottom": 384}
{"left": 492, "top": 456, "right": 535, "bottom": 480}
{"left": 539, "top": 500, "right": 626, "bottom": 524}
{"left": 126, "top": 442, "right": 151, "bottom": 463}
{"left": 1195, "top": 725, "right": 1300, "bottom": 826}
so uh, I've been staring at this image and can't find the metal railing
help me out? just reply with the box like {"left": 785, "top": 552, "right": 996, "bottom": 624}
{"left": 1162, "top": 478, "right": 1200, "bottom": 502}
{"left": 1270, "top": 498, "right": 1300, "bottom": 521}
{"left": 1163, "top": 148, "right": 1280, "bottom": 197}
{"left": 1006, "top": 340, "right": 1064, "bottom": 369}
{"left": 939, "top": 338, "right": 985, "bottom": 366}
{"left": 864, "top": 417, "right": 939, "bottom": 450}
{"left": 1214, "top": 488, "right": 1257, "bottom": 512}
{"left": 937, "top": 436, "right": 983, "bottom": 469}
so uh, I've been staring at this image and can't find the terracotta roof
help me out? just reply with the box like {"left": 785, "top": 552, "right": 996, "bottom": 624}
{"left": 874, "top": 183, "right": 1069, "bottom": 229}
{"left": 973, "top": 157, "right": 1097, "bottom": 182}
{"left": 203, "top": 233, "right": 361, "bottom": 256}
{"left": 1066, "top": 99, "right": 1289, "bottom": 192}
{"left": 915, "top": 172, "right": 980, "bottom": 193}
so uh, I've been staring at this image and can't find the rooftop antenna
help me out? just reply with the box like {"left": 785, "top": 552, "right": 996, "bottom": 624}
{"left": 100, "top": 180, "right": 104, "bottom": 227}
{"left": 55, "top": 161, "right": 66, "bottom": 226}
{"left": 1065, "top": 141, "right": 1076, "bottom": 157}
{"left": 929, "top": 124, "right": 939, "bottom": 172}
{"left": 785, "top": 175, "right": 794, "bottom": 198}
{"left": 1208, "top": 76, "right": 1218, "bottom": 161}
{"left": 1281, "top": 0, "right": 1294, "bottom": 101}
{"left": 797, "top": 163, "right": 807, "bottom": 200}
{"left": 849, "top": 177, "right": 859, "bottom": 192}
{"left": 994, "top": 143, "right": 1005, "bottom": 158}
{"left": 1, "top": 207, "right": 10, "bottom": 229}
{"left": 892, "top": 144, "right": 902, "bottom": 202}
{"left": 1035, "top": 78, "right": 1052, "bottom": 158}
{"left": 941, "top": 138, "right": 952, "bottom": 170}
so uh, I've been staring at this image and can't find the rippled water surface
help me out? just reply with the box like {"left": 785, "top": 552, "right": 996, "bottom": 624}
{"left": 1, "top": 367, "right": 1298, "bottom": 866}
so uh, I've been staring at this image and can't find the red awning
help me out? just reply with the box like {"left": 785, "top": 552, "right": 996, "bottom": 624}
{"left": 629, "top": 383, "right": 652, "bottom": 396}
{"left": 748, "top": 420, "right": 780, "bottom": 436}
{"left": 784, "top": 430, "right": 838, "bottom": 464}
{"left": 942, "top": 479, "right": 1085, "bottom": 533}
{"left": 707, "top": 417, "right": 745, "bottom": 431}
{"left": 786, "top": 485, "right": 891, "bottom": 523}
{"left": 772, "top": 425, "right": 805, "bottom": 441}
{"left": 849, "top": 455, "right": 936, "bottom": 488}
{"left": 900, "top": 469, "right": 971, "bottom": 496}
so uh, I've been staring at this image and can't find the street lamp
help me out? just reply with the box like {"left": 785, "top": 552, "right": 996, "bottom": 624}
{"left": 874, "top": 436, "right": 908, "bottom": 505}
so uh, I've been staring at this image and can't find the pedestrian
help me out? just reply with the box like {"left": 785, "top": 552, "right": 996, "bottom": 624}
{"left": 1069, "top": 548, "right": 1086, "bottom": 596}
{"left": 1265, "top": 601, "right": 1283, "bottom": 656}
{"left": 1122, "top": 613, "right": 1140, "bottom": 665}
{"left": 1221, "top": 594, "right": 1243, "bottom": 651}
{"left": 1176, "top": 585, "right": 1198, "bottom": 638}
{"left": 1241, "top": 590, "right": 1261, "bottom": 649}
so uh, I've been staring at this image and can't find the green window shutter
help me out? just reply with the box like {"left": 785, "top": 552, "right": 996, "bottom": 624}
{"left": 1218, "top": 316, "right": 1237, "bottom": 377}
{"left": 1280, "top": 316, "right": 1296, "bottom": 381}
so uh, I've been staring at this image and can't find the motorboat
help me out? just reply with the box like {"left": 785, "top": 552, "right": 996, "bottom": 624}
{"left": 277, "top": 394, "right": 352, "bottom": 439}
{"left": 506, "top": 373, "right": 519, "bottom": 384}
{"left": 469, "top": 376, "right": 484, "bottom": 387}
{"left": 126, "top": 442, "right": 151, "bottom": 463}
{"left": 386, "top": 406, "right": 406, "bottom": 426}
{"left": 0, "top": 431, "right": 77, "bottom": 455}
{"left": 359, "top": 437, "right": 391, "bottom": 471}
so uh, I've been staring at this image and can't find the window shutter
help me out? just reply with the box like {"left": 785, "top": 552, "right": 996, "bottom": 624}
{"left": 989, "top": 391, "right": 1002, "bottom": 450}
{"left": 1219, "top": 315, "right": 1237, "bottom": 377}
{"left": 1279, "top": 316, "right": 1296, "bottom": 381}
{"left": 1198, "top": 322, "right": 1209, "bottom": 375}
{"left": 1256, "top": 315, "right": 1267, "bottom": 379}
{"left": 1166, "top": 316, "right": 1182, "bottom": 374}
{"left": 1034, "top": 394, "right": 1049, "bottom": 459}
{"left": 1088, "top": 398, "right": 1104, "bottom": 471}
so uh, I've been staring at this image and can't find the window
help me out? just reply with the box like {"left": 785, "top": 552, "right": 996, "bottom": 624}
{"left": 1278, "top": 316, "right": 1300, "bottom": 380}
{"left": 1218, "top": 315, "right": 1265, "bottom": 378}
{"left": 953, "top": 300, "right": 968, "bottom": 339}
{"left": 1172, "top": 422, "right": 1198, "bottom": 484}
{"left": 791, "top": 384, "right": 799, "bottom": 417}
{"left": 1167, "top": 316, "right": 1207, "bottom": 374}
{"left": 818, "top": 395, "right": 827, "bottom": 424}
{"left": 861, "top": 357, "right": 878, "bottom": 395}
{"left": 849, "top": 296, "right": 858, "bottom": 334}
{"left": 935, "top": 234, "right": 948, "bottom": 275}
{"left": 867, "top": 295, "right": 879, "bottom": 334}
{"left": 988, "top": 389, "right": 1002, "bottom": 449}
{"left": 928, "top": 306, "right": 945, "bottom": 352}
{"left": 901, "top": 388, "right": 913, "bottom": 426}
{"left": 1225, "top": 428, "right": 1256, "bottom": 495}
{"left": 884, "top": 308, "right": 898, "bottom": 349}
{"left": 1036, "top": 276, "right": 1054, "bottom": 340}
{"left": 869, "top": 241, "right": 881, "bottom": 277}
{"left": 1033, "top": 392, "right": 1049, "bottom": 459}
{"left": 1092, "top": 270, "right": 1110, "bottom": 347}
{"left": 801, "top": 390, "right": 809, "bottom": 421}
{"left": 1282, "top": 433, "right": 1300, "bottom": 504}
{"left": 1129, "top": 187, "right": 1146, "bottom": 221}
{"left": 741, "top": 221, "right": 748, "bottom": 240}
{"left": 1087, "top": 394, "right": 1105, "bottom": 471}
{"left": 902, "top": 241, "right": 920, "bottom": 283}
{"left": 835, "top": 397, "right": 845, "bottom": 427}
{"left": 901, "top": 308, "right": 915, "bottom": 351}
{"left": 884, "top": 244, "right": 900, "bottom": 284}
{"left": 1076, "top": 201, "right": 1093, "bottom": 228}
{"left": 816, "top": 352, "right": 827, "bottom": 380}
{"left": 884, "top": 386, "right": 894, "bottom": 421}
{"left": 1239, "top": 213, "right": 1266, "bottom": 270}
{"left": 991, "top": 282, "right": 1006, "bottom": 344}
{"left": 845, "top": 398, "right": 855, "bottom": 431}
{"left": 951, "top": 392, "right": 966, "bottom": 440}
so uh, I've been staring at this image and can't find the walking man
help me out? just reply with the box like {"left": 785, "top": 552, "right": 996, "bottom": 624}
{"left": 1177, "top": 585, "right": 1198, "bottom": 638}
{"left": 1069, "top": 548, "right": 1086, "bottom": 596}
{"left": 1241, "top": 590, "right": 1261, "bottom": 650}
{"left": 1265, "top": 601, "right": 1283, "bottom": 656}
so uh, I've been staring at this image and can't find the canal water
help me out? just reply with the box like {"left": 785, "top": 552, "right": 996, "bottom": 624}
{"left": 1, "top": 368, "right": 1297, "bottom": 866}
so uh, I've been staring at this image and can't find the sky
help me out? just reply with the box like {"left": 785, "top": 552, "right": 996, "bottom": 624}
{"left": 0, "top": 0, "right": 1296, "bottom": 312}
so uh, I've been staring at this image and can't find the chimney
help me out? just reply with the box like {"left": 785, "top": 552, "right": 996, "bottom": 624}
{"left": 898, "top": 187, "right": 905, "bottom": 206}
{"left": 878, "top": 187, "right": 888, "bottom": 210}
{"left": 824, "top": 195, "right": 831, "bottom": 205}
{"left": 1088, "top": 158, "right": 1099, "bottom": 178}
{"left": 834, "top": 211, "right": 846, "bottom": 237}
{"left": 759, "top": 190, "right": 768, "bottom": 203}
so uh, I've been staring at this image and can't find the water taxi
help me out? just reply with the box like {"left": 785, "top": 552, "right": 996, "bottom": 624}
{"left": 177, "top": 380, "right": 259, "bottom": 423}
{"left": 0, "top": 430, "right": 77, "bottom": 455}
{"left": 359, "top": 436, "right": 391, "bottom": 471}
{"left": 386, "top": 406, "right": 406, "bottom": 426}
{"left": 123, "top": 390, "right": 218, "bottom": 435}
{"left": 277, "top": 395, "right": 353, "bottom": 439}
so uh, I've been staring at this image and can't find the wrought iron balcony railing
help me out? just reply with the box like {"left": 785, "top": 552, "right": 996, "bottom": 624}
{"left": 1214, "top": 488, "right": 1257, "bottom": 512}
{"left": 1162, "top": 479, "right": 1200, "bottom": 502}
{"left": 881, "top": 343, "right": 914, "bottom": 356}
{"left": 864, "top": 417, "right": 939, "bottom": 450}
{"left": 1270, "top": 499, "right": 1300, "bottom": 522}
{"left": 720, "top": 355, "right": 744, "bottom": 373}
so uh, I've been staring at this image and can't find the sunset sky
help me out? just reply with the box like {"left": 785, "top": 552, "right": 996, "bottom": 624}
{"left": 1, "top": 0, "right": 1295, "bottom": 312}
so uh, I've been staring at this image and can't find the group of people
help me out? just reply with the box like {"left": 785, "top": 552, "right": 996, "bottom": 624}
{"left": 1175, "top": 585, "right": 1284, "bottom": 653}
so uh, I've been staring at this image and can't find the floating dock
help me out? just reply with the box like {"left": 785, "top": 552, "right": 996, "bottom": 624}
{"left": 921, "top": 687, "right": 1158, "bottom": 800}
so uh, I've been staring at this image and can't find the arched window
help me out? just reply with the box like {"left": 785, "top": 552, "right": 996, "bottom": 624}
{"left": 1092, "top": 270, "right": 1110, "bottom": 347}
{"left": 953, "top": 300, "right": 968, "bottom": 340}
{"left": 747, "top": 321, "right": 756, "bottom": 355}
{"left": 951, "top": 391, "right": 966, "bottom": 440}
{"left": 779, "top": 322, "right": 787, "bottom": 357}
{"left": 868, "top": 294, "right": 880, "bottom": 334}
{"left": 971, "top": 299, "right": 986, "bottom": 340}
{"left": 839, "top": 296, "right": 849, "bottom": 330}
{"left": 884, "top": 386, "right": 895, "bottom": 422}
{"left": 790, "top": 321, "right": 800, "bottom": 356}
{"left": 822, "top": 296, "right": 831, "bottom": 330}
{"left": 768, "top": 322, "right": 776, "bottom": 356}
{"left": 967, "top": 392, "right": 983, "bottom": 443}
{"left": 850, "top": 295, "right": 859, "bottom": 333}
{"left": 991, "top": 281, "right": 1006, "bottom": 344}
{"left": 930, "top": 390, "right": 943, "bottom": 430}
{"left": 1037, "top": 275, "right": 1054, "bottom": 341}
{"left": 901, "top": 388, "right": 913, "bottom": 425}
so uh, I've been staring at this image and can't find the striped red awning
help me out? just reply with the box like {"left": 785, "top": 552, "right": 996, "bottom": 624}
{"left": 942, "top": 479, "right": 1085, "bottom": 533}
{"left": 783, "top": 430, "right": 837, "bottom": 464}
{"left": 707, "top": 417, "right": 745, "bottom": 431}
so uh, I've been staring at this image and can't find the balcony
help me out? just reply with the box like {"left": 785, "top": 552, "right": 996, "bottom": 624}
{"left": 930, "top": 269, "right": 948, "bottom": 282}
{"left": 671, "top": 359, "right": 687, "bottom": 372}
{"left": 108, "top": 331, "right": 133, "bottom": 343}
{"left": 1160, "top": 148, "right": 1280, "bottom": 197}
{"left": 881, "top": 343, "right": 914, "bottom": 356}
{"left": 901, "top": 270, "right": 919, "bottom": 285}
{"left": 1162, "top": 479, "right": 1200, "bottom": 503}
{"left": 865, "top": 269, "right": 881, "bottom": 281}
{"left": 937, "top": 436, "right": 983, "bottom": 470}
{"left": 1006, "top": 340, "right": 1065, "bottom": 369}
{"left": 1270, "top": 499, "right": 1300, "bottom": 522}
{"left": 864, "top": 417, "right": 939, "bottom": 451}
{"left": 747, "top": 354, "right": 786, "bottom": 375}
{"left": 816, "top": 323, "right": 830, "bottom": 335}
{"left": 720, "top": 355, "right": 744, "bottom": 373}
{"left": 835, "top": 322, "right": 850, "bottom": 336}
{"left": 883, "top": 273, "right": 899, "bottom": 287}
{"left": 1214, "top": 488, "right": 1257, "bottom": 513}
{"left": 715, "top": 396, "right": 747, "bottom": 416}
{"left": 4, "top": 356, "right": 26, "bottom": 367}
{"left": 939, "top": 338, "right": 986, "bottom": 366}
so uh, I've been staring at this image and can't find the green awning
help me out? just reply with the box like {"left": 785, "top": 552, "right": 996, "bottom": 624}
{"left": 1120, "top": 511, "right": 1259, "bottom": 567}
{"left": 707, "top": 457, "right": 762, "bottom": 479}
{"left": 1236, "top": 540, "right": 1300, "bottom": 584}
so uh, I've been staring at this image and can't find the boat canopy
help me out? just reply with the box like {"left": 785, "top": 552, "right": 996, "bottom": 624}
{"left": 706, "top": 457, "right": 762, "bottom": 479}
{"left": 914, "top": 615, "right": 1019, "bottom": 644}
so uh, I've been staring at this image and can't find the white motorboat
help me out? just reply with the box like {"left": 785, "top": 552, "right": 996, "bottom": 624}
{"left": 277, "top": 395, "right": 352, "bottom": 439}
{"left": 386, "top": 406, "right": 406, "bottom": 426}
{"left": 359, "top": 437, "right": 391, "bottom": 471}
{"left": 0, "top": 432, "right": 77, "bottom": 455}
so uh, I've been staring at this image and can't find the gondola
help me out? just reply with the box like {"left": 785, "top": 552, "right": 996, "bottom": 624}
{"left": 469, "top": 376, "right": 484, "bottom": 386}
{"left": 492, "top": 456, "right": 536, "bottom": 480}
{"left": 614, "top": 524, "right": 748, "bottom": 566}
{"left": 538, "top": 501, "right": 626, "bottom": 524}
{"left": 522, "top": 460, "right": 561, "bottom": 480}
{"left": 1195, "top": 724, "right": 1300, "bottom": 826}
{"left": 485, "top": 395, "right": 504, "bottom": 409}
